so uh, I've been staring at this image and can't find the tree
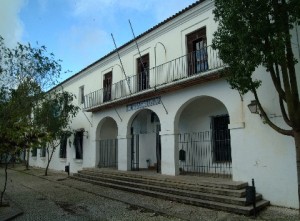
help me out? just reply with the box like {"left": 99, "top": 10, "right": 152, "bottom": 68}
{"left": 0, "top": 87, "right": 13, "bottom": 206}
{"left": 213, "top": 0, "right": 300, "bottom": 205}
{"left": 0, "top": 35, "right": 68, "bottom": 205}
{"left": 0, "top": 80, "right": 47, "bottom": 205}
{"left": 34, "top": 90, "right": 79, "bottom": 176}
{"left": 11, "top": 80, "right": 46, "bottom": 169}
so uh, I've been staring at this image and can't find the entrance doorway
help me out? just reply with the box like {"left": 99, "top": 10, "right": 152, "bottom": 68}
{"left": 211, "top": 115, "right": 231, "bottom": 162}
{"left": 130, "top": 110, "right": 161, "bottom": 172}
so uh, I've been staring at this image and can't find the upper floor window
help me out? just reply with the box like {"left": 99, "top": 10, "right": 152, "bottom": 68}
{"left": 103, "top": 72, "right": 112, "bottom": 102}
{"left": 79, "top": 86, "right": 84, "bottom": 104}
{"left": 186, "top": 27, "right": 208, "bottom": 75}
{"left": 136, "top": 54, "right": 149, "bottom": 92}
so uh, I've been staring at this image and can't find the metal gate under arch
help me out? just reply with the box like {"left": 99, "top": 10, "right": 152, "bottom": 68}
{"left": 131, "top": 134, "right": 139, "bottom": 171}
{"left": 98, "top": 139, "right": 118, "bottom": 168}
{"left": 178, "top": 130, "right": 232, "bottom": 178}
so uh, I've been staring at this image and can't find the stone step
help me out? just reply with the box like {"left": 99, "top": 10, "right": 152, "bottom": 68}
{"left": 73, "top": 172, "right": 261, "bottom": 206}
{"left": 74, "top": 172, "right": 246, "bottom": 198}
{"left": 80, "top": 168, "right": 248, "bottom": 190}
{"left": 71, "top": 175, "right": 269, "bottom": 216}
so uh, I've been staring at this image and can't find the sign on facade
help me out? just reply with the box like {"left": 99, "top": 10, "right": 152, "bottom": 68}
{"left": 126, "top": 97, "right": 161, "bottom": 112}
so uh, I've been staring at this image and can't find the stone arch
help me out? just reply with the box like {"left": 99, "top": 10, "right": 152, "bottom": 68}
{"left": 174, "top": 95, "right": 230, "bottom": 132}
{"left": 174, "top": 95, "right": 232, "bottom": 177}
{"left": 96, "top": 116, "right": 119, "bottom": 140}
{"left": 126, "top": 108, "right": 161, "bottom": 137}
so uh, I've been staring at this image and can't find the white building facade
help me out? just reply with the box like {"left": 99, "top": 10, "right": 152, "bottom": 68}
{"left": 29, "top": 0, "right": 300, "bottom": 209}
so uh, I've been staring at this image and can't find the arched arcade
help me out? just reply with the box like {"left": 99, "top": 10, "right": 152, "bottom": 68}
{"left": 175, "top": 96, "right": 232, "bottom": 177}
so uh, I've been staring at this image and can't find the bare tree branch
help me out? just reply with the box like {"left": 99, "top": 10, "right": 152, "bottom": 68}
{"left": 268, "top": 62, "right": 287, "bottom": 101}
{"left": 279, "top": 95, "right": 292, "bottom": 127}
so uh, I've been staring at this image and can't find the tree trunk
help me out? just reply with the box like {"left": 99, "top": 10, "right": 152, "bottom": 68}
{"left": 295, "top": 131, "right": 300, "bottom": 209}
{"left": 45, "top": 146, "right": 55, "bottom": 176}
{"left": 45, "top": 148, "right": 50, "bottom": 176}
{"left": 45, "top": 162, "right": 49, "bottom": 176}
{"left": 26, "top": 148, "right": 30, "bottom": 170}
{"left": 0, "top": 155, "right": 8, "bottom": 206}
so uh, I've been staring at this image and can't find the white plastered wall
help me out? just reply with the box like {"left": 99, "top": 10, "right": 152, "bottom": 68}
{"left": 28, "top": 1, "right": 300, "bottom": 208}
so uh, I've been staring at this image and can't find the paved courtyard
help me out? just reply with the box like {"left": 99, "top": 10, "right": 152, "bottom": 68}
{"left": 0, "top": 165, "right": 299, "bottom": 221}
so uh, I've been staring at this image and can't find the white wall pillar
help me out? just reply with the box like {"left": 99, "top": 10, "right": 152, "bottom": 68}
{"left": 160, "top": 131, "right": 179, "bottom": 176}
{"left": 94, "top": 139, "right": 99, "bottom": 167}
{"left": 117, "top": 135, "right": 131, "bottom": 171}
{"left": 228, "top": 123, "right": 245, "bottom": 181}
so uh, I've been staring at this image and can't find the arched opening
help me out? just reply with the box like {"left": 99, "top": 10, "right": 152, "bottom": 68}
{"left": 176, "top": 96, "right": 231, "bottom": 178}
{"left": 129, "top": 109, "right": 161, "bottom": 173}
{"left": 96, "top": 117, "right": 118, "bottom": 168}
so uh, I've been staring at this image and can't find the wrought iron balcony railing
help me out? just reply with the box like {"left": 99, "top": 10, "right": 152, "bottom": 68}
{"left": 83, "top": 45, "right": 224, "bottom": 110}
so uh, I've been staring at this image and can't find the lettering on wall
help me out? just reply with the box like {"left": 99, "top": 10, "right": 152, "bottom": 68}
{"left": 126, "top": 97, "right": 161, "bottom": 112}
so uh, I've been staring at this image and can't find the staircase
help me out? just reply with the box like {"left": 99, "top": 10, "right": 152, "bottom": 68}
{"left": 71, "top": 168, "right": 269, "bottom": 216}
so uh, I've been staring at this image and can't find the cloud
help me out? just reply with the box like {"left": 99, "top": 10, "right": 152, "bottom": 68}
{"left": 0, "top": 0, "right": 25, "bottom": 47}
{"left": 59, "top": 0, "right": 198, "bottom": 74}
{"left": 71, "top": 0, "right": 149, "bottom": 17}
{"left": 62, "top": 25, "right": 110, "bottom": 52}
{"left": 69, "top": 0, "right": 197, "bottom": 26}
{"left": 37, "top": 0, "right": 48, "bottom": 14}
{"left": 71, "top": 0, "right": 114, "bottom": 17}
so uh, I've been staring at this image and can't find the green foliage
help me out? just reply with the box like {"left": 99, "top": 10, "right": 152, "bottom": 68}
{"left": 0, "top": 79, "right": 45, "bottom": 156}
{"left": 34, "top": 90, "right": 79, "bottom": 144}
{"left": 213, "top": 2, "right": 300, "bottom": 206}
{"left": 213, "top": 0, "right": 300, "bottom": 137}
{"left": 0, "top": 36, "right": 61, "bottom": 90}
{"left": 33, "top": 90, "right": 79, "bottom": 176}
{"left": 0, "top": 35, "right": 73, "bottom": 158}
{"left": 213, "top": 0, "right": 299, "bottom": 94}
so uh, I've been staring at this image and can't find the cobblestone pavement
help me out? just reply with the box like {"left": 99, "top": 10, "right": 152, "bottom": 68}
{"left": 0, "top": 166, "right": 299, "bottom": 221}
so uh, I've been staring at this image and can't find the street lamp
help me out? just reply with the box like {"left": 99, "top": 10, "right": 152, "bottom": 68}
{"left": 248, "top": 100, "right": 259, "bottom": 114}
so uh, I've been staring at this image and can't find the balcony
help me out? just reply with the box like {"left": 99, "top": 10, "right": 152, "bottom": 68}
{"left": 84, "top": 45, "right": 225, "bottom": 112}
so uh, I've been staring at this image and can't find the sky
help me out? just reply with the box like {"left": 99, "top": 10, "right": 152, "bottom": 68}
{"left": 0, "top": 0, "right": 197, "bottom": 82}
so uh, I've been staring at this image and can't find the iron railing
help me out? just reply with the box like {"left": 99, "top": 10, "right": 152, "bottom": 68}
{"left": 97, "top": 139, "right": 118, "bottom": 168}
{"left": 178, "top": 130, "right": 231, "bottom": 178}
{"left": 84, "top": 45, "right": 224, "bottom": 110}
